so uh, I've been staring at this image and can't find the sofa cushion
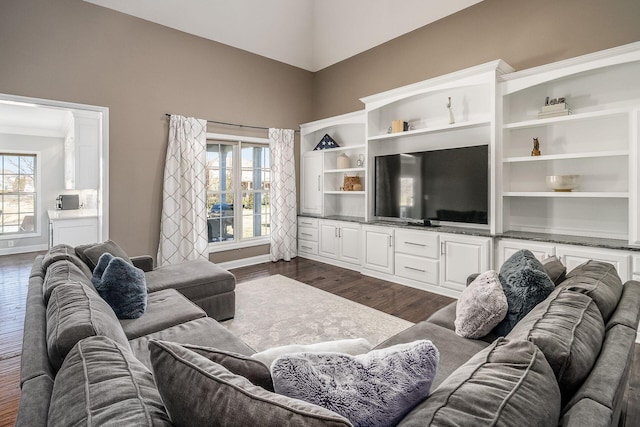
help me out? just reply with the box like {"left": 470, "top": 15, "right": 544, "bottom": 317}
{"left": 93, "top": 255, "right": 147, "bottom": 319}
{"left": 507, "top": 288, "right": 604, "bottom": 400}
{"left": 398, "top": 338, "right": 561, "bottom": 426}
{"left": 455, "top": 270, "right": 507, "bottom": 339}
{"left": 129, "top": 316, "right": 256, "bottom": 370}
{"left": 542, "top": 255, "right": 567, "bottom": 285}
{"left": 120, "top": 289, "right": 206, "bottom": 339}
{"left": 43, "top": 259, "right": 96, "bottom": 305}
{"left": 272, "top": 340, "right": 439, "bottom": 427}
{"left": 180, "top": 343, "right": 274, "bottom": 391}
{"left": 559, "top": 260, "right": 623, "bottom": 322}
{"left": 374, "top": 321, "right": 489, "bottom": 390}
{"left": 77, "top": 240, "right": 132, "bottom": 271}
{"left": 145, "top": 259, "right": 235, "bottom": 299}
{"left": 41, "top": 244, "right": 92, "bottom": 278}
{"left": 46, "top": 282, "right": 130, "bottom": 372}
{"left": 148, "top": 340, "right": 353, "bottom": 427}
{"left": 49, "top": 336, "right": 171, "bottom": 426}
{"left": 252, "top": 338, "right": 373, "bottom": 368}
{"left": 494, "top": 249, "right": 555, "bottom": 336}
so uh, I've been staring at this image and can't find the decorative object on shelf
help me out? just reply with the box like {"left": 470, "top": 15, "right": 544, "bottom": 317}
{"left": 538, "top": 97, "right": 571, "bottom": 119}
{"left": 356, "top": 154, "right": 365, "bottom": 168}
{"left": 337, "top": 153, "right": 350, "bottom": 169}
{"left": 531, "top": 138, "right": 541, "bottom": 156}
{"left": 546, "top": 175, "right": 580, "bottom": 192}
{"left": 391, "top": 120, "right": 409, "bottom": 133}
{"left": 446, "top": 97, "right": 455, "bottom": 124}
{"left": 343, "top": 175, "right": 361, "bottom": 191}
{"left": 353, "top": 182, "right": 363, "bottom": 191}
{"left": 313, "top": 134, "right": 340, "bottom": 150}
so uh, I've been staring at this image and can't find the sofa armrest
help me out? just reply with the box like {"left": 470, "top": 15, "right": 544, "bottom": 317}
{"left": 131, "top": 255, "right": 154, "bottom": 272}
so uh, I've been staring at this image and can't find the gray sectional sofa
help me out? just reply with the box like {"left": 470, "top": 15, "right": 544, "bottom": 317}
{"left": 16, "top": 243, "right": 640, "bottom": 426}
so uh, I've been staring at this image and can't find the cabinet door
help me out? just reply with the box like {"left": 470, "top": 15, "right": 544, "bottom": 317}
{"left": 440, "top": 235, "right": 491, "bottom": 292}
{"left": 51, "top": 218, "right": 99, "bottom": 247}
{"left": 318, "top": 221, "right": 339, "bottom": 259}
{"left": 301, "top": 151, "right": 323, "bottom": 215}
{"left": 74, "top": 114, "right": 100, "bottom": 190}
{"left": 362, "top": 226, "right": 394, "bottom": 274}
{"left": 339, "top": 223, "right": 361, "bottom": 265}
{"left": 496, "top": 239, "right": 556, "bottom": 267}
{"left": 556, "top": 245, "right": 630, "bottom": 282}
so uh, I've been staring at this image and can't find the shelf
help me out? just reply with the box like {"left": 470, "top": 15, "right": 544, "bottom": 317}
{"left": 503, "top": 108, "right": 630, "bottom": 130}
{"left": 368, "top": 119, "right": 490, "bottom": 141}
{"left": 315, "top": 144, "right": 365, "bottom": 153}
{"left": 324, "top": 167, "right": 366, "bottom": 174}
{"left": 324, "top": 191, "right": 366, "bottom": 195}
{"left": 503, "top": 150, "right": 629, "bottom": 163}
{"left": 503, "top": 191, "right": 629, "bottom": 198}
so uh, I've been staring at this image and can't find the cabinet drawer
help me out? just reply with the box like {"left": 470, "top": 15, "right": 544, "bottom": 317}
{"left": 298, "top": 240, "right": 318, "bottom": 255}
{"left": 298, "top": 217, "right": 318, "bottom": 228}
{"left": 395, "top": 253, "right": 439, "bottom": 285}
{"left": 395, "top": 229, "right": 438, "bottom": 258}
{"left": 298, "top": 226, "right": 318, "bottom": 242}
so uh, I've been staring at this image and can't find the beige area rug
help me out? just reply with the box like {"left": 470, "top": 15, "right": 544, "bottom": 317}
{"left": 221, "top": 275, "right": 414, "bottom": 352}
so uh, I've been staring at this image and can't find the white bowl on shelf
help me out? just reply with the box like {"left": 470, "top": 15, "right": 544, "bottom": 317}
{"left": 546, "top": 175, "right": 580, "bottom": 192}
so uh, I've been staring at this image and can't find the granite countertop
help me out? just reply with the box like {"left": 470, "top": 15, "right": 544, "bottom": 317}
{"left": 298, "top": 214, "right": 640, "bottom": 252}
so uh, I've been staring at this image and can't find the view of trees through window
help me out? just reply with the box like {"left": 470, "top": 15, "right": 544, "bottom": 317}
{"left": 0, "top": 153, "right": 36, "bottom": 235}
{"left": 205, "top": 142, "right": 270, "bottom": 243}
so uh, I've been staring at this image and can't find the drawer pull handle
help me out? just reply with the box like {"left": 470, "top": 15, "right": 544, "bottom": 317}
{"left": 405, "top": 241, "right": 427, "bottom": 247}
{"left": 405, "top": 266, "right": 426, "bottom": 273}
{"left": 301, "top": 246, "right": 312, "bottom": 250}
{"left": 301, "top": 232, "right": 312, "bottom": 237}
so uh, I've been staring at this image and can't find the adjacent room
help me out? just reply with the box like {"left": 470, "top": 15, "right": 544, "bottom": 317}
{"left": 2, "top": 0, "right": 640, "bottom": 426}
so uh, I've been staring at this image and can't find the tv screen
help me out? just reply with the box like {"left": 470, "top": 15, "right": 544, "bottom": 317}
{"left": 374, "top": 145, "right": 488, "bottom": 225}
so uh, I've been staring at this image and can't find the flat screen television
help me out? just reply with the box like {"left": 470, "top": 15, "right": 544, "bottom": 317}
{"left": 374, "top": 145, "right": 489, "bottom": 225}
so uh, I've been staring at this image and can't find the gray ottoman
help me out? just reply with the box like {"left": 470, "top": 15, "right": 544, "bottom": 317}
{"left": 145, "top": 260, "right": 236, "bottom": 321}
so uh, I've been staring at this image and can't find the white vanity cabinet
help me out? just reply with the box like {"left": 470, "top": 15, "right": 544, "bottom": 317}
{"left": 361, "top": 225, "right": 394, "bottom": 275}
{"left": 48, "top": 209, "right": 99, "bottom": 247}
{"left": 311, "top": 219, "right": 361, "bottom": 269}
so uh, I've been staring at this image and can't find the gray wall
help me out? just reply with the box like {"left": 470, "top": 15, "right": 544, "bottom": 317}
{"left": 312, "top": 0, "right": 640, "bottom": 119}
{"left": 0, "top": 134, "right": 64, "bottom": 253}
{"left": 1, "top": 0, "right": 639, "bottom": 261}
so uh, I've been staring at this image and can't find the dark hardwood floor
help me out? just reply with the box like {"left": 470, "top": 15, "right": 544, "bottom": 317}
{"left": 0, "top": 253, "right": 638, "bottom": 425}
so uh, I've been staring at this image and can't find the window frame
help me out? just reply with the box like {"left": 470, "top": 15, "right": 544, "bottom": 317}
{"left": 205, "top": 133, "right": 270, "bottom": 253}
{"left": 0, "top": 150, "right": 41, "bottom": 240}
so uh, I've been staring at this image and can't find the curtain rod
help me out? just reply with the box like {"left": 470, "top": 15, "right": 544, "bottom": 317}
{"left": 165, "top": 113, "right": 299, "bottom": 133}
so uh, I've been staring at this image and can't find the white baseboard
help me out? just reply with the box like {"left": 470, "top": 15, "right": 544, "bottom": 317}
{"left": 219, "top": 254, "right": 271, "bottom": 270}
{"left": 0, "top": 244, "right": 48, "bottom": 256}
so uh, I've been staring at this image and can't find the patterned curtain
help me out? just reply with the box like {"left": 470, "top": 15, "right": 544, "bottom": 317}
{"left": 269, "top": 128, "right": 297, "bottom": 262}
{"left": 157, "top": 115, "right": 208, "bottom": 266}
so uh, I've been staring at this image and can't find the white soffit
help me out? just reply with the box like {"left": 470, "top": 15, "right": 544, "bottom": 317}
{"left": 0, "top": 103, "right": 71, "bottom": 138}
{"left": 83, "top": 0, "right": 483, "bottom": 72}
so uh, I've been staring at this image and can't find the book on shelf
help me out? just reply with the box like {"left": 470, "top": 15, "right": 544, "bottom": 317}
{"left": 538, "top": 109, "right": 571, "bottom": 119}
{"left": 540, "top": 102, "right": 569, "bottom": 113}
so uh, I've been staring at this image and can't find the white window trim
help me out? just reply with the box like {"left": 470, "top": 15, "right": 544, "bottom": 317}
{"left": 205, "top": 132, "right": 270, "bottom": 253}
{"left": 0, "top": 150, "right": 41, "bottom": 240}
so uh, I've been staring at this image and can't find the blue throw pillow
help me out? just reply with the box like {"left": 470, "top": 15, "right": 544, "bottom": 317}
{"left": 494, "top": 249, "right": 555, "bottom": 336}
{"left": 93, "top": 256, "right": 147, "bottom": 319}
{"left": 271, "top": 340, "right": 439, "bottom": 427}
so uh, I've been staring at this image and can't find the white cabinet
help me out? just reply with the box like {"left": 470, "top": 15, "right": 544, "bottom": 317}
{"left": 48, "top": 209, "right": 98, "bottom": 247}
{"left": 556, "top": 246, "right": 630, "bottom": 282}
{"left": 394, "top": 229, "right": 439, "bottom": 286}
{"left": 632, "top": 255, "right": 640, "bottom": 281}
{"left": 440, "top": 234, "right": 491, "bottom": 292}
{"left": 64, "top": 111, "right": 101, "bottom": 190}
{"left": 498, "top": 44, "right": 640, "bottom": 243}
{"left": 496, "top": 239, "right": 556, "bottom": 265}
{"left": 298, "top": 216, "right": 319, "bottom": 256}
{"left": 361, "top": 225, "right": 394, "bottom": 274}
{"left": 301, "top": 151, "right": 323, "bottom": 215}
{"left": 300, "top": 111, "right": 367, "bottom": 219}
{"left": 318, "top": 220, "right": 361, "bottom": 266}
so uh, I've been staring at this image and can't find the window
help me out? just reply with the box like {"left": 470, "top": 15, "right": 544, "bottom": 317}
{"left": 0, "top": 153, "right": 36, "bottom": 236}
{"left": 205, "top": 138, "right": 270, "bottom": 246}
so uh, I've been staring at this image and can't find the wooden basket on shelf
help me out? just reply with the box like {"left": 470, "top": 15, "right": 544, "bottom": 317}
{"left": 343, "top": 175, "right": 361, "bottom": 191}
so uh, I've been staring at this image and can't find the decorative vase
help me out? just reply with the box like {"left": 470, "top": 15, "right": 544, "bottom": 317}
{"left": 337, "top": 153, "right": 350, "bottom": 169}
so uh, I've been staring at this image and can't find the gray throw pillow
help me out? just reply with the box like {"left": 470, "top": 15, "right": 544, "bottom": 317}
{"left": 271, "top": 340, "right": 439, "bottom": 427}
{"left": 93, "top": 255, "right": 147, "bottom": 319}
{"left": 455, "top": 270, "right": 507, "bottom": 339}
{"left": 494, "top": 249, "right": 555, "bottom": 336}
{"left": 400, "top": 338, "right": 560, "bottom": 426}
{"left": 179, "top": 343, "right": 274, "bottom": 391}
{"left": 507, "top": 288, "right": 604, "bottom": 400}
{"left": 541, "top": 255, "right": 567, "bottom": 285}
{"left": 148, "top": 340, "right": 352, "bottom": 427}
{"left": 49, "top": 336, "right": 171, "bottom": 426}
{"left": 80, "top": 240, "right": 132, "bottom": 271}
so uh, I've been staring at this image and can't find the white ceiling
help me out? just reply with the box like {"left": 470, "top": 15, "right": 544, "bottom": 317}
{"left": 83, "top": 0, "right": 483, "bottom": 72}
{"left": 0, "top": 102, "right": 72, "bottom": 138}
